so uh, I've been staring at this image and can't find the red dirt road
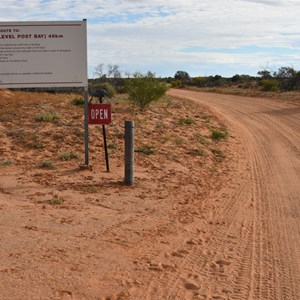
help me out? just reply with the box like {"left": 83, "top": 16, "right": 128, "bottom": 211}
{"left": 165, "top": 89, "right": 300, "bottom": 299}
{"left": 1, "top": 89, "right": 299, "bottom": 300}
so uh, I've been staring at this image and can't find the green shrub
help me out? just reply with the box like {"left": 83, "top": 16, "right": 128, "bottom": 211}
{"left": 260, "top": 79, "right": 279, "bottom": 92}
{"left": 211, "top": 129, "right": 227, "bottom": 140}
{"left": 125, "top": 71, "right": 168, "bottom": 110}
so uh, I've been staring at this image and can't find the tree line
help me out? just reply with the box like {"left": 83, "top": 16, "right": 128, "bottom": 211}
{"left": 13, "top": 63, "right": 300, "bottom": 111}
{"left": 173, "top": 67, "right": 300, "bottom": 92}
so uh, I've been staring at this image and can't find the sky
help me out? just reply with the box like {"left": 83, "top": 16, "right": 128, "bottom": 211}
{"left": 0, "top": 0, "right": 299, "bottom": 78}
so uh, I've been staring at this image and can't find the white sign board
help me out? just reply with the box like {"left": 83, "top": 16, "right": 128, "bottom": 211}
{"left": 0, "top": 20, "right": 87, "bottom": 88}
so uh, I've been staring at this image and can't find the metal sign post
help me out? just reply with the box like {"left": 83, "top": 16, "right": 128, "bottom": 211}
{"left": 84, "top": 86, "right": 89, "bottom": 166}
{"left": 88, "top": 91, "right": 111, "bottom": 172}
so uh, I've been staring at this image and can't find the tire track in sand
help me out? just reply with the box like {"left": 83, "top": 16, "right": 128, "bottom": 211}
{"left": 140, "top": 89, "right": 300, "bottom": 300}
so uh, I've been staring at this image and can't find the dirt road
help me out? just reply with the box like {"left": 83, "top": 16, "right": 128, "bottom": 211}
{"left": 158, "top": 89, "right": 300, "bottom": 299}
{"left": 0, "top": 89, "right": 299, "bottom": 300}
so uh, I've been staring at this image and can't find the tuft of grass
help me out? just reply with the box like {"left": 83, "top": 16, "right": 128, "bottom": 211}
{"left": 87, "top": 187, "right": 97, "bottom": 193}
{"left": 202, "top": 115, "right": 211, "bottom": 122}
{"left": 211, "top": 148, "right": 225, "bottom": 161}
{"left": 160, "top": 137, "right": 169, "bottom": 143}
{"left": 34, "top": 112, "right": 61, "bottom": 122}
{"left": 71, "top": 97, "right": 85, "bottom": 106}
{"left": 186, "top": 148, "right": 205, "bottom": 157}
{"left": 156, "top": 121, "right": 166, "bottom": 129}
{"left": 59, "top": 151, "right": 79, "bottom": 161}
{"left": 107, "top": 143, "right": 118, "bottom": 150}
{"left": 135, "top": 146, "right": 155, "bottom": 155}
{"left": 211, "top": 129, "right": 227, "bottom": 140}
{"left": 178, "top": 117, "right": 195, "bottom": 125}
{"left": 33, "top": 143, "right": 46, "bottom": 149}
{"left": 49, "top": 197, "right": 64, "bottom": 205}
{"left": 0, "top": 159, "right": 13, "bottom": 168}
{"left": 38, "top": 160, "right": 56, "bottom": 169}
{"left": 210, "top": 165, "right": 218, "bottom": 173}
{"left": 194, "top": 133, "right": 209, "bottom": 145}
{"left": 174, "top": 137, "right": 184, "bottom": 146}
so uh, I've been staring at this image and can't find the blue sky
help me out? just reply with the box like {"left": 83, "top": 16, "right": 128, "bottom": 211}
{"left": 1, "top": 0, "right": 299, "bottom": 78}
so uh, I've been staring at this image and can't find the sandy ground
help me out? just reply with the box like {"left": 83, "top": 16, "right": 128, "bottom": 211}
{"left": 0, "top": 88, "right": 299, "bottom": 299}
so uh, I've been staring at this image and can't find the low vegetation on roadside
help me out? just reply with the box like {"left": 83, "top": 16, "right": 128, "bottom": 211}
{"left": 0, "top": 84, "right": 231, "bottom": 179}
{"left": 34, "top": 112, "right": 61, "bottom": 122}
{"left": 125, "top": 71, "right": 168, "bottom": 111}
{"left": 38, "top": 160, "right": 56, "bottom": 169}
{"left": 0, "top": 159, "right": 13, "bottom": 168}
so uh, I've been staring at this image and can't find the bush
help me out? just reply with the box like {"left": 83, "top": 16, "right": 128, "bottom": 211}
{"left": 90, "top": 82, "right": 116, "bottom": 98}
{"left": 171, "top": 80, "right": 182, "bottom": 88}
{"left": 211, "top": 129, "right": 227, "bottom": 140}
{"left": 260, "top": 79, "right": 279, "bottom": 92}
{"left": 125, "top": 71, "right": 168, "bottom": 110}
{"left": 71, "top": 97, "right": 84, "bottom": 106}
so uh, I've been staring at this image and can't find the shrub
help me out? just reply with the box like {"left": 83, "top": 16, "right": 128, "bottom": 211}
{"left": 90, "top": 82, "right": 116, "bottom": 98}
{"left": 260, "top": 79, "right": 279, "bottom": 92}
{"left": 211, "top": 129, "right": 227, "bottom": 140}
{"left": 125, "top": 71, "right": 168, "bottom": 110}
{"left": 171, "top": 80, "right": 182, "bottom": 88}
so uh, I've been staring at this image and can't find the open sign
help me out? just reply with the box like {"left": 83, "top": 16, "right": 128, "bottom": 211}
{"left": 88, "top": 104, "right": 111, "bottom": 125}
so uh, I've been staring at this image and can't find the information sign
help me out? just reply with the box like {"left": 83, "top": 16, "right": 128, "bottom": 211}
{"left": 0, "top": 20, "right": 87, "bottom": 88}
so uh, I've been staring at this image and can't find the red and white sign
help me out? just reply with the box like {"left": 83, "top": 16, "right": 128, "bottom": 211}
{"left": 88, "top": 104, "right": 111, "bottom": 125}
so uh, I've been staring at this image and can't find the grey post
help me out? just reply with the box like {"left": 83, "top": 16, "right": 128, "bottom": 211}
{"left": 124, "top": 120, "right": 134, "bottom": 185}
{"left": 83, "top": 86, "right": 89, "bottom": 165}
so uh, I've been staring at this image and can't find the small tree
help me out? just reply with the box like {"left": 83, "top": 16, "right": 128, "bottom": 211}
{"left": 174, "top": 70, "right": 190, "bottom": 86}
{"left": 257, "top": 69, "right": 272, "bottom": 79}
{"left": 125, "top": 71, "right": 168, "bottom": 111}
{"left": 174, "top": 70, "right": 190, "bottom": 81}
{"left": 274, "top": 66, "right": 298, "bottom": 91}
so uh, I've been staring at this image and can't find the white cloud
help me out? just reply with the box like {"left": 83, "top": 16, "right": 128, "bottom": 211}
{"left": 1, "top": 0, "right": 299, "bottom": 76}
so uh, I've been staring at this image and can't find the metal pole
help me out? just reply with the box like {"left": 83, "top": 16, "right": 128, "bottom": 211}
{"left": 84, "top": 86, "right": 89, "bottom": 165}
{"left": 102, "top": 124, "right": 110, "bottom": 172}
{"left": 124, "top": 120, "right": 134, "bottom": 185}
